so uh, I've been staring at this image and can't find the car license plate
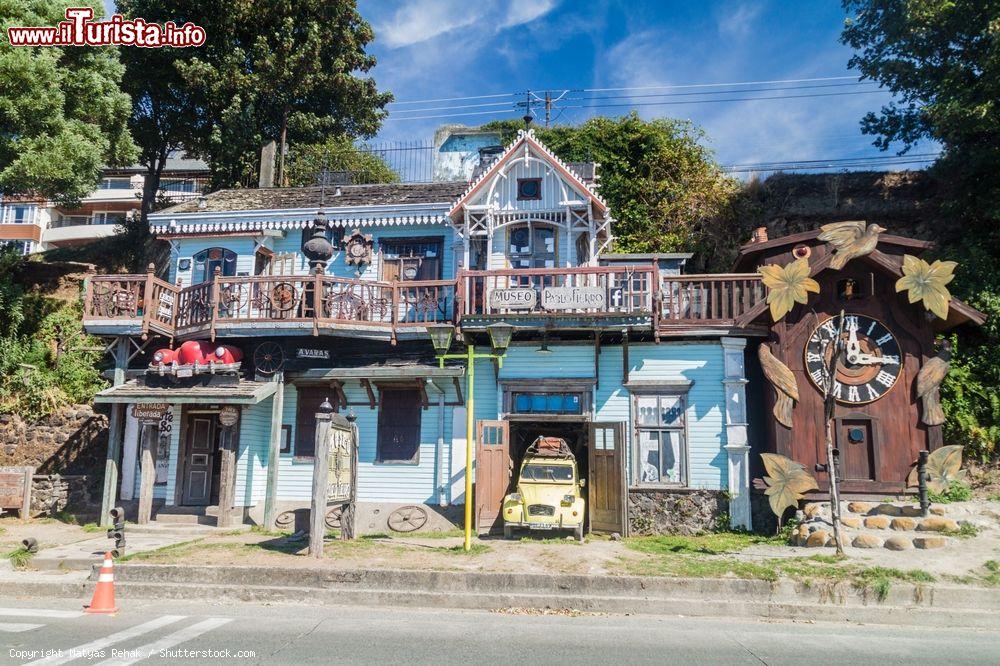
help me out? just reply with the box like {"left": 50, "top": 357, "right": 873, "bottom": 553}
{"left": 529, "top": 523, "right": 554, "bottom": 530}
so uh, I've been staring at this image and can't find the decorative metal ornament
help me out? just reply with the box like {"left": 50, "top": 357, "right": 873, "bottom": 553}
{"left": 759, "top": 257, "right": 820, "bottom": 322}
{"left": 817, "top": 220, "right": 885, "bottom": 270}
{"left": 301, "top": 211, "right": 334, "bottom": 273}
{"left": 895, "top": 254, "right": 956, "bottom": 320}
{"left": 758, "top": 345, "right": 798, "bottom": 428}
{"left": 342, "top": 228, "right": 373, "bottom": 275}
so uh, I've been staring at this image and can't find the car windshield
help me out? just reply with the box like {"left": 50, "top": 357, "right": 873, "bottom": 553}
{"left": 520, "top": 463, "right": 573, "bottom": 482}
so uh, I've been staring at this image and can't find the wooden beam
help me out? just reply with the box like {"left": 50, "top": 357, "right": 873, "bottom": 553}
{"left": 416, "top": 379, "right": 429, "bottom": 410}
{"left": 360, "top": 379, "right": 377, "bottom": 409}
{"left": 330, "top": 380, "right": 348, "bottom": 411}
{"left": 594, "top": 331, "right": 601, "bottom": 385}
{"left": 137, "top": 423, "right": 157, "bottom": 525}
{"left": 622, "top": 331, "right": 630, "bottom": 385}
{"left": 216, "top": 423, "right": 238, "bottom": 528}
{"left": 452, "top": 376, "right": 464, "bottom": 406}
{"left": 262, "top": 373, "right": 285, "bottom": 530}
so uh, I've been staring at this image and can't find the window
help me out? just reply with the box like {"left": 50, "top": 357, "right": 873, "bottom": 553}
{"left": 0, "top": 240, "right": 33, "bottom": 256}
{"left": 837, "top": 278, "right": 864, "bottom": 301}
{"left": 160, "top": 178, "right": 197, "bottom": 193}
{"left": 294, "top": 387, "right": 329, "bottom": 458}
{"left": 6, "top": 205, "right": 33, "bottom": 224}
{"left": 380, "top": 237, "right": 442, "bottom": 281}
{"left": 100, "top": 178, "right": 132, "bottom": 190}
{"left": 191, "top": 247, "right": 238, "bottom": 283}
{"left": 633, "top": 393, "right": 687, "bottom": 485}
{"left": 376, "top": 388, "right": 422, "bottom": 463}
{"left": 517, "top": 178, "right": 542, "bottom": 200}
{"left": 511, "top": 392, "right": 583, "bottom": 415}
{"left": 94, "top": 212, "right": 127, "bottom": 225}
{"left": 507, "top": 222, "right": 556, "bottom": 268}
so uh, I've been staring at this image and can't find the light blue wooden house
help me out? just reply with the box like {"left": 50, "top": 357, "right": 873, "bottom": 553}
{"left": 85, "top": 131, "right": 768, "bottom": 535}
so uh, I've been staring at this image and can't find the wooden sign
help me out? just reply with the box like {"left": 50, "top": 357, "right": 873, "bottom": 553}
{"left": 218, "top": 405, "right": 239, "bottom": 427}
{"left": 156, "top": 291, "right": 175, "bottom": 319}
{"left": 488, "top": 288, "right": 537, "bottom": 310}
{"left": 132, "top": 403, "right": 169, "bottom": 423}
{"left": 542, "top": 286, "right": 605, "bottom": 310}
{"left": 0, "top": 466, "right": 32, "bottom": 514}
{"left": 326, "top": 421, "right": 355, "bottom": 504}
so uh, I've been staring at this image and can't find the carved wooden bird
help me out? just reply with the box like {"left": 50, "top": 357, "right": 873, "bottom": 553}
{"left": 817, "top": 221, "right": 886, "bottom": 270}
{"left": 916, "top": 341, "right": 952, "bottom": 426}
{"left": 758, "top": 344, "right": 799, "bottom": 429}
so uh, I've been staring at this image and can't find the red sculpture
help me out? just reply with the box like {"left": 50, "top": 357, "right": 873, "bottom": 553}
{"left": 148, "top": 340, "right": 243, "bottom": 375}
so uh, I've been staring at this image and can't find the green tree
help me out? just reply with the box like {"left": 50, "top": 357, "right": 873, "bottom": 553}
{"left": 0, "top": 0, "right": 136, "bottom": 205}
{"left": 285, "top": 136, "right": 399, "bottom": 187}
{"left": 843, "top": 0, "right": 1000, "bottom": 459}
{"left": 172, "top": 0, "right": 392, "bottom": 189}
{"left": 483, "top": 115, "right": 741, "bottom": 264}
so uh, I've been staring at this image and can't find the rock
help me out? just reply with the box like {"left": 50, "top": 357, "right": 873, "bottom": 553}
{"left": 840, "top": 516, "right": 862, "bottom": 529}
{"left": 884, "top": 536, "right": 913, "bottom": 551}
{"left": 890, "top": 517, "right": 917, "bottom": 531}
{"left": 929, "top": 506, "right": 946, "bottom": 516}
{"left": 873, "top": 503, "right": 902, "bottom": 516}
{"left": 803, "top": 503, "right": 824, "bottom": 519}
{"left": 848, "top": 502, "right": 873, "bottom": 514}
{"left": 899, "top": 505, "right": 923, "bottom": 517}
{"left": 852, "top": 534, "right": 882, "bottom": 549}
{"left": 913, "top": 536, "right": 948, "bottom": 549}
{"left": 864, "top": 516, "right": 891, "bottom": 529}
{"left": 917, "top": 517, "right": 960, "bottom": 532}
{"left": 805, "top": 529, "right": 830, "bottom": 547}
{"left": 610, "top": 533, "right": 621, "bottom": 541}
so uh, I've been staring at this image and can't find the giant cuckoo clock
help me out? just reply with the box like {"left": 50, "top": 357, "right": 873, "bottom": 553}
{"left": 735, "top": 223, "right": 984, "bottom": 495}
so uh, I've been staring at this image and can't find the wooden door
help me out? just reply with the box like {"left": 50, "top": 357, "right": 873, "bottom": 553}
{"left": 837, "top": 418, "right": 877, "bottom": 481}
{"left": 589, "top": 422, "right": 626, "bottom": 535}
{"left": 182, "top": 415, "right": 216, "bottom": 505}
{"left": 475, "top": 420, "right": 509, "bottom": 533}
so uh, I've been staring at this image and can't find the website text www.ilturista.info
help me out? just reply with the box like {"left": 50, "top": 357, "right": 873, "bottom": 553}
{"left": 7, "top": 7, "right": 205, "bottom": 48}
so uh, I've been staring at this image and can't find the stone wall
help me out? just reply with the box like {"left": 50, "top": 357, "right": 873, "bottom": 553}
{"left": 30, "top": 474, "right": 91, "bottom": 517}
{"left": 627, "top": 489, "right": 728, "bottom": 536}
{"left": 0, "top": 404, "right": 108, "bottom": 503}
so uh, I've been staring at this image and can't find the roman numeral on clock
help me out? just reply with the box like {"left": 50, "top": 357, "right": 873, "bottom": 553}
{"left": 810, "top": 368, "right": 826, "bottom": 385}
{"left": 848, "top": 386, "right": 861, "bottom": 402}
{"left": 876, "top": 370, "right": 896, "bottom": 387}
{"left": 876, "top": 332, "right": 893, "bottom": 345}
{"left": 806, "top": 351, "right": 823, "bottom": 363}
{"left": 865, "top": 384, "right": 881, "bottom": 401}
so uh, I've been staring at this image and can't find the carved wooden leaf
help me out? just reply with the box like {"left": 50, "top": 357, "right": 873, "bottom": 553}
{"left": 760, "top": 258, "right": 820, "bottom": 322}
{"left": 895, "top": 255, "right": 956, "bottom": 320}
{"left": 906, "top": 445, "right": 967, "bottom": 493}
{"left": 760, "top": 453, "right": 819, "bottom": 519}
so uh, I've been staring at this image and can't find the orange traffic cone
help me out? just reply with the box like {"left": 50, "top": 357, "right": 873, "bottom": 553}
{"left": 85, "top": 552, "right": 119, "bottom": 614}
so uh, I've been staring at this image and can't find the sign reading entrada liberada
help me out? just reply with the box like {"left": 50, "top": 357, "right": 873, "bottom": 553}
{"left": 7, "top": 7, "right": 206, "bottom": 48}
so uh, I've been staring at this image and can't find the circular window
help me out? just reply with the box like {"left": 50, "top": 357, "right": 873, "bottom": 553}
{"left": 848, "top": 427, "right": 866, "bottom": 443}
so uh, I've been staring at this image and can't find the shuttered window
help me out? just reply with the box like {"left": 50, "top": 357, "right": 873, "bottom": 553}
{"left": 294, "top": 387, "right": 330, "bottom": 458}
{"left": 376, "top": 388, "right": 422, "bottom": 463}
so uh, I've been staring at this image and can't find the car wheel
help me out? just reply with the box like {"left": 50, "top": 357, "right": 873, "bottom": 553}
{"left": 504, "top": 526, "right": 514, "bottom": 540}
{"left": 574, "top": 523, "right": 584, "bottom": 542}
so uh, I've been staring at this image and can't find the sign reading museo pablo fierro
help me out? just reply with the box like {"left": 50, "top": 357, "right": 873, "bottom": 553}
{"left": 541, "top": 286, "right": 606, "bottom": 310}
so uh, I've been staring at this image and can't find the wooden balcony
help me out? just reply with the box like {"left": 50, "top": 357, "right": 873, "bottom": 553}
{"left": 82, "top": 265, "right": 767, "bottom": 341}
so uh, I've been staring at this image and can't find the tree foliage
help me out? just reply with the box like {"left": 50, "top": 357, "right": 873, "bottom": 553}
{"left": 843, "top": 0, "right": 1000, "bottom": 460}
{"left": 0, "top": 0, "right": 136, "bottom": 205}
{"left": 482, "top": 115, "right": 741, "bottom": 264}
{"left": 0, "top": 252, "right": 105, "bottom": 422}
{"left": 285, "top": 136, "right": 399, "bottom": 187}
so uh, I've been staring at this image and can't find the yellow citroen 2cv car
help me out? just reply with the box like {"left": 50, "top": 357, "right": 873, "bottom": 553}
{"left": 502, "top": 437, "right": 586, "bottom": 540}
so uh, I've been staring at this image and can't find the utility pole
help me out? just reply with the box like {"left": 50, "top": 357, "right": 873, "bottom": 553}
{"left": 544, "top": 91, "right": 552, "bottom": 128}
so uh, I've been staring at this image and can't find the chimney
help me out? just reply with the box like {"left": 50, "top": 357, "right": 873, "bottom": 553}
{"left": 752, "top": 226, "right": 769, "bottom": 244}
{"left": 258, "top": 141, "right": 277, "bottom": 188}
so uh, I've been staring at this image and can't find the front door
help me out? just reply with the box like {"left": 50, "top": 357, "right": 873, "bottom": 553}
{"left": 475, "top": 420, "right": 509, "bottom": 533}
{"left": 589, "top": 422, "right": 626, "bottom": 535}
{"left": 837, "top": 417, "right": 877, "bottom": 481}
{"left": 182, "top": 415, "right": 216, "bottom": 505}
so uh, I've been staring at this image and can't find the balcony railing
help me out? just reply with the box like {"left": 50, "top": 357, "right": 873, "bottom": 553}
{"left": 82, "top": 265, "right": 765, "bottom": 340}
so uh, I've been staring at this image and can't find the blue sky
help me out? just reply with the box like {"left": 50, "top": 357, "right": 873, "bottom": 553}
{"left": 358, "top": 0, "right": 934, "bottom": 169}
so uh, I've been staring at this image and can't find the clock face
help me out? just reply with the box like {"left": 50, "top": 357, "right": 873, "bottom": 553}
{"left": 804, "top": 314, "right": 903, "bottom": 404}
{"left": 349, "top": 241, "right": 367, "bottom": 257}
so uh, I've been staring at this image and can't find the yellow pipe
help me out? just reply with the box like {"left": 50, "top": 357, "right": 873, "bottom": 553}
{"left": 464, "top": 344, "right": 475, "bottom": 551}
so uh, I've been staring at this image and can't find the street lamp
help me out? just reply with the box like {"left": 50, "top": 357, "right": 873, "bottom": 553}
{"left": 426, "top": 322, "right": 513, "bottom": 551}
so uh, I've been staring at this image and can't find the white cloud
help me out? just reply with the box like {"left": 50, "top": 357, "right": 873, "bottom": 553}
{"left": 716, "top": 2, "right": 765, "bottom": 40}
{"left": 375, "top": 0, "right": 560, "bottom": 49}
{"left": 498, "top": 0, "right": 558, "bottom": 29}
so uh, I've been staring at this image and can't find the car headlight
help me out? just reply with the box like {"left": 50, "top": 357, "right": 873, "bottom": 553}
{"left": 561, "top": 494, "right": 575, "bottom": 506}
{"left": 508, "top": 493, "right": 521, "bottom": 503}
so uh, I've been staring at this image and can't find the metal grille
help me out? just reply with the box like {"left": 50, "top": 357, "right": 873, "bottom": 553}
{"left": 527, "top": 504, "right": 556, "bottom": 517}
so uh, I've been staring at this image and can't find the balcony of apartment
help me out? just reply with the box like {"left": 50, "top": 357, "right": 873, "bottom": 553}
{"left": 82, "top": 265, "right": 767, "bottom": 341}
{"left": 43, "top": 214, "right": 121, "bottom": 246}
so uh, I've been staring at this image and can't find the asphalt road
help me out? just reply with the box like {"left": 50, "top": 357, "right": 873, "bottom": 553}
{"left": 1, "top": 597, "right": 998, "bottom": 665}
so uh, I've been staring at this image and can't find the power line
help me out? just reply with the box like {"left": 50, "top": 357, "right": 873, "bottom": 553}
{"left": 389, "top": 92, "right": 516, "bottom": 106}
{"left": 558, "top": 89, "right": 889, "bottom": 111}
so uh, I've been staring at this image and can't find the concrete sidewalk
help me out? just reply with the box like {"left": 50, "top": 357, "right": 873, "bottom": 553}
{"left": 2, "top": 563, "right": 997, "bottom": 630}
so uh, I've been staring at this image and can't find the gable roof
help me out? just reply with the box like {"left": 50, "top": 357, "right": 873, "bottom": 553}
{"left": 734, "top": 228, "right": 933, "bottom": 272}
{"left": 447, "top": 129, "right": 608, "bottom": 220}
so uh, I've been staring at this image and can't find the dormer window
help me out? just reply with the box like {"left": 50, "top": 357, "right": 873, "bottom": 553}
{"left": 507, "top": 222, "right": 556, "bottom": 268}
{"left": 517, "top": 178, "right": 542, "bottom": 201}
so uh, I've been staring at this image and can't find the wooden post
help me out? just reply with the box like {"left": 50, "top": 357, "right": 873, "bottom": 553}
{"left": 140, "top": 263, "right": 155, "bottom": 337}
{"left": 137, "top": 423, "right": 156, "bottom": 524}
{"left": 309, "top": 398, "right": 335, "bottom": 558}
{"left": 216, "top": 423, "right": 237, "bottom": 528}
{"left": 100, "top": 336, "right": 129, "bottom": 527}
{"left": 263, "top": 373, "right": 285, "bottom": 529}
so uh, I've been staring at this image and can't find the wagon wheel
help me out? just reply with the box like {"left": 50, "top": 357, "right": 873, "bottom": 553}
{"left": 90, "top": 282, "right": 114, "bottom": 316}
{"left": 325, "top": 506, "right": 343, "bottom": 529}
{"left": 253, "top": 341, "right": 285, "bottom": 376}
{"left": 387, "top": 505, "right": 428, "bottom": 533}
{"left": 269, "top": 282, "right": 298, "bottom": 312}
{"left": 274, "top": 511, "right": 296, "bottom": 530}
{"left": 219, "top": 283, "right": 248, "bottom": 312}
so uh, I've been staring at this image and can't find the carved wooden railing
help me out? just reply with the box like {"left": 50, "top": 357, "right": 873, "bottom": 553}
{"left": 460, "top": 266, "right": 658, "bottom": 319}
{"left": 659, "top": 274, "right": 765, "bottom": 327}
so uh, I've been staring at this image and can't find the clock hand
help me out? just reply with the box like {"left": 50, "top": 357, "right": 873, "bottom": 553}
{"left": 846, "top": 326, "right": 861, "bottom": 362}
{"left": 853, "top": 352, "right": 899, "bottom": 366}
